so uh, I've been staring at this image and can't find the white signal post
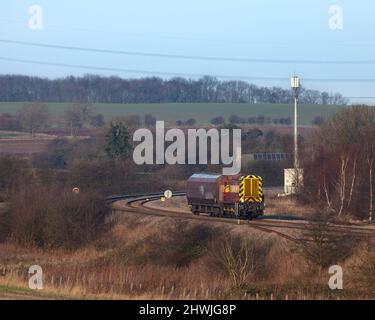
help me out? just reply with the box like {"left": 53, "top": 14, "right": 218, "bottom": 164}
{"left": 291, "top": 76, "right": 300, "bottom": 191}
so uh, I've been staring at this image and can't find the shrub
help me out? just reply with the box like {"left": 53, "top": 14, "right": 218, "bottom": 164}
{"left": 130, "top": 221, "right": 214, "bottom": 268}
{"left": 0, "top": 155, "right": 31, "bottom": 199}
{"left": 256, "top": 115, "right": 265, "bottom": 125}
{"left": 351, "top": 242, "right": 375, "bottom": 291}
{"left": 185, "top": 118, "right": 196, "bottom": 126}
{"left": 210, "top": 116, "right": 225, "bottom": 125}
{"left": 312, "top": 116, "right": 325, "bottom": 126}
{"left": 90, "top": 113, "right": 105, "bottom": 127}
{"left": 31, "top": 137, "right": 102, "bottom": 170}
{"left": 144, "top": 114, "right": 156, "bottom": 127}
{"left": 210, "top": 234, "right": 272, "bottom": 288}
{"left": 105, "top": 121, "right": 133, "bottom": 160}
{"left": 0, "top": 113, "right": 21, "bottom": 131}
{"left": 295, "top": 213, "right": 358, "bottom": 271}
{"left": 5, "top": 186, "right": 109, "bottom": 248}
{"left": 31, "top": 138, "right": 73, "bottom": 169}
{"left": 229, "top": 115, "right": 241, "bottom": 124}
{"left": 247, "top": 117, "right": 257, "bottom": 124}
{"left": 68, "top": 157, "right": 137, "bottom": 195}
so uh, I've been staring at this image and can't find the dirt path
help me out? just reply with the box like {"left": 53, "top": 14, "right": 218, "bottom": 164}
{"left": 0, "top": 286, "right": 50, "bottom": 300}
{"left": 0, "top": 292, "right": 45, "bottom": 300}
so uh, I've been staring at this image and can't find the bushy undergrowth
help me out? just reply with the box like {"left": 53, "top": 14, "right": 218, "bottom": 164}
{"left": 2, "top": 186, "right": 109, "bottom": 249}
{"left": 0, "top": 155, "right": 31, "bottom": 201}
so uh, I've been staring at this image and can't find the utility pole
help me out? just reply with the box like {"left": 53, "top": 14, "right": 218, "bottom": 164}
{"left": 291, "top": 76, "right": 300, "bottom": 191}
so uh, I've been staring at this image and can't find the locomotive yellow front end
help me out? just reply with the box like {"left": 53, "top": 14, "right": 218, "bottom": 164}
{"left": 238, "top": 175, "right": 265, "bottom": 217}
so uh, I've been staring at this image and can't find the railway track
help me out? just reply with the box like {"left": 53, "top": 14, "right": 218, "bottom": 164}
{"left": 107, "top": 192, "right": 375, "bottom": 242}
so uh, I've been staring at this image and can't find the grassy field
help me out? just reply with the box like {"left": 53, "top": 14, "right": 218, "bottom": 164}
{"left": 0, "top": 102, "right": 346, "bottom": 126}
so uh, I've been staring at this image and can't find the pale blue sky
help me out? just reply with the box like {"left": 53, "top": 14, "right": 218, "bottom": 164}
{"left": 1, "top": 1, "right": 374, "bottom": 101}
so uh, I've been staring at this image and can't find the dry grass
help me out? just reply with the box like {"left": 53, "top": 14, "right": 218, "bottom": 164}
{"left": 0, "top": 209, "right": 372, "bottom": 300}
{"left": 265, "top": 195, "right": 316, "bottom": 217}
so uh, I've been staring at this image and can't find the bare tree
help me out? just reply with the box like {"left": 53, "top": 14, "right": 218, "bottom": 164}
{"left": 212, "top": 235, "right": 269, "bottom": 288}
{"left": 337, "top": 155, "right": 348, "bottom": 216}
{"left": 362, "top": 107, "right": 375, "bottom": 221}
{"left": 64, "top": 102, "right": 95, "bottom": 136}
{"left": 19, "top": 102, "right": 49, "bottom": 137}
{"left": 368, "top": 156, "right": 374, "bottom": 222}
{"left": 304, "top": 106, "right": 375, "bottom": 220}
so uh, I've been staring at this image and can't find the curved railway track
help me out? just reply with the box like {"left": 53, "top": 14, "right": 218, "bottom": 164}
{"left": 107, "top": 192, "right": 375, "bottom": 243}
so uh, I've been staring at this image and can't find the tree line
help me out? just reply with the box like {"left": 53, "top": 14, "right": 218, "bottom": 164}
{"left": 0, "top": 102, "right": 161, "bottom": 135}
{"left": 303, "top": 105, "right": 375, "bottom": 221}
{"left": 0, "top": 102, "right": 105, "bottom": 136}
{"left": 0, "top": 75, "right": 348, "bottom": 105}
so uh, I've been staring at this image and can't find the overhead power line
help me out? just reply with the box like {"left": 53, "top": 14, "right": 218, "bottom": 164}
{"left": 346, "top": 97, "right": 375, "bottom": 99}
{"left": 2, "top": 56, "right": 375, "bottom": 84}
{"left": 1, "top": 18, "right": 375, "bottom": 48}
{"left": 2, "top": 39, "right": 375, "bottom": 65}
{"left": 0, "top": 56, "right": 284, "bottom": 81}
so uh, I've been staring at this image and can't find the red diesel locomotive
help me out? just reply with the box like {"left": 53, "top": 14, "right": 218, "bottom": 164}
{"left": 186, "top": 173, "right": 265, "bottom": 219}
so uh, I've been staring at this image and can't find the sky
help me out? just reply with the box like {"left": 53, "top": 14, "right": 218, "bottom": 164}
{"left": 1, "top": 0, "right": 375, "bottom": 102}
